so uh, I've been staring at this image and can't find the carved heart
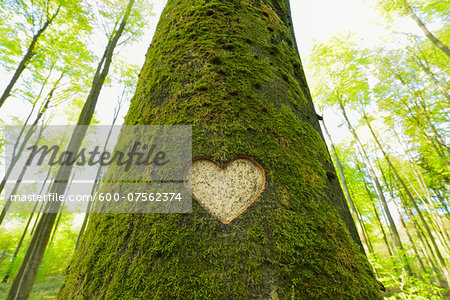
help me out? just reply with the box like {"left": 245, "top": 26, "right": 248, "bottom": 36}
{"left": 185, "top": 156, "right": 266, "bottom": 224}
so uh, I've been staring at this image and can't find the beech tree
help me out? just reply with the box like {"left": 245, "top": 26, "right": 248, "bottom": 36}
{"left": 377, "top": 0, "right": 450, "bottom": 58}
{"left": 59, "top": 1, "right": 382, "bottom": 298}
{"left": 0, "top": 0, "right": 91, "bottom": 108}
{"left": 6, "top": 0, "right": 140, "bottom": 298}
{"left": 306, "top": 5, "right": 448, "bottom": 291}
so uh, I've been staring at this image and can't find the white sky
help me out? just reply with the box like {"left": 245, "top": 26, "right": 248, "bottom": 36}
{"left": 111, "top": 0, "right": 393, "bottom": 125}
{"left": 122, "top": 0, "right": 386, "bottom": 74}
{"left": 0, "top": 0, "right": 409, "bottom": 125}
{"left": 1, "top": 0, "right": 423, "bottom": 226}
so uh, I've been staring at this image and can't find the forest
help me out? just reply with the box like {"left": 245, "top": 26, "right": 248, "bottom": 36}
{"left": 0, "top": 0, "right": 448, "bottom": 299}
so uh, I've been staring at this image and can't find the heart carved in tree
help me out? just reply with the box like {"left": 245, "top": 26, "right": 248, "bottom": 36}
{"left": 184, "top": 156, "right": 266, "bottom": 224}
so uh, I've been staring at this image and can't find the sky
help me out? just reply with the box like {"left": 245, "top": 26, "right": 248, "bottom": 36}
{"left": 106, "top": 0, "right": 391, "bottom": 125}
{"left": 122, "top": 0, "right": 386, "bottom": 73}
{"left": 125, "top": 0, "right": 384, "bottom": 65}
{"left": 0, "top": 0, "right": 422, "bottom": 155}
{"left": 293, "top": 0, "right": 381, "bottom": 61}
{"left": 1, "top": 0, "right": 417, "bottom": 225}
{"left": 0, "top": 0, "right": 398, "bottom": 125}
{"left": 0, "top": 0, "right": 399, "bottom": 179}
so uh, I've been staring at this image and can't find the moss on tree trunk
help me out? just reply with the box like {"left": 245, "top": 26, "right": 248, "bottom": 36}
{"left": 59, "top": 0, "right": 382, "bottom": 298}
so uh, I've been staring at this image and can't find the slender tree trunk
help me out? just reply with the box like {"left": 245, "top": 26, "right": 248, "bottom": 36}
{"left": 417, "top": 235, "right": 446, "bottom": 287}
{"left": 378, "top": 161, "right": 427, "bottom": 274}
{"left": 0, "top": 125, "right": 45, "bottom": 225}
{"left": 360, "top": 172, "right": 393, "bottom": 257}
{"left": 413, "top": 55, "right": 450, "bottom": 104}
{"left": 58, "top": 1, "right": 382, "bottom": 298}
{"left": 367, "top": 115, "right": 449, "bottom": 248}
{"left": 6, "top": 218, "right": 41, "bottom": 300}
{"left": 1, "top": 199, "right": 40, "bottom": 283}
{"left": 409, "top": 203, "right": 447, "bottom": 286}
{"left": 403, "top": 2, "right": 450, "bottom": 58}
{"left": 0, "top": 97, "right": 53, "bottom": 226}
{"left": 425, "top": 212, "right": 449, "bottom": 253}
{"left": 320, "top": 120, "right": 367, "bottom": 253}
{"left": 74, "top": 170, "right": 101, "bottom": 249}
{"left": 7, "top": 1, "right": 136, "bottom": 299}
{"left": 0, "top": 6, "right": 61, "bottom": 107}
{"left": 0, "top": 123, "right": 38, "bottom": 197}
{"left": 399, "top": 190, "right": 440, "bottom": 268}
{"left": 363, "top": 113, "right": 450, "bottom": 284}
{"left": 49, "top": 202, "right": 65, "bottom": 245}
{"left": 76, "top": 98, "right": 123, "bottom": 249}
{"left": 393, "top": 128, "right": 449, "bottom": 219}
{"left": 394, "top": 73, "right": 448, "bottom": 154}
{"left": 50, "top": 173, "right": 75, "bottom": 245}
{"left": 25, "top": 165, "right": 53, "bottom": 231}
{"left": 339, "top": 102, "right": 413, "bottom": 275}
{"left": 401, "top": 153, "right": 450, "bottom": 245}
{"left": 353, "top": 197, "right": 374, "bottom": 254}
{"left": 0, "top": 70, "right": 61, "bottom": 199}
{"left": 433, "top": 189, "right": 450, "bottom": 217}
{"left": 11, "top": 99, "right": 39, "bottom": 158}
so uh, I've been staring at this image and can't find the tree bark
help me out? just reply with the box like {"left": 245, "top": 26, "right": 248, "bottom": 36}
{"left": 404, "top": 198, "right": 447, "bottom": 287}
{"left": 1, "top": 198, "right": 40, "bottom": 283}
{"left": 357, "top": 163, "right": 393, "bottom": 257}
{"left": 393, "top": 128, "right": 449, "bottom": 218}
{"left": 58, "top": 1, "right": 382, "bottom": 298}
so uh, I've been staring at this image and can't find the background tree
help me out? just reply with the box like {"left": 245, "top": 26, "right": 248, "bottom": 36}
{"left": 305, "top": 4, "right": 449, "bottom": 293}
{"left": 0, "top": 0, "right": 91, "bottom": 108}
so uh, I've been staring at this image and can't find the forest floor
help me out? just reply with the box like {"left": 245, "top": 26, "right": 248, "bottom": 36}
{"left": 0, "top": 275, "right": 63, "bottom": 299}
{"left": 1, "top": 274, "right": 449, "bottom": 299}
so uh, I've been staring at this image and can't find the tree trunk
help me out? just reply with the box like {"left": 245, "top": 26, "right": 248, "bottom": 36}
{"left": 339, "top": 103, "right": 413, "bottom": 275}
{"left": 363, "top": 113, "right": 450, "bottom": 284}
{"left": 433, "top": 189, "right": 450, "bottom": 217}
{"left": 58, "top": 1, "right": 382, "bottom": 298}
{"left": 393, "top": 72, "right": 449, "bottom": 155}
{"left": 1, "top": 199, "right": 40, "bottom": 283}
{"left": 0, "top": 68, "right": 61, "bottom": 201}
{"left": 0, "top": 6, "right": 61, "bottom": 108}
{"left": 358, "top": 163, "right": 393, "bottom": 257}
{"left": 76, "top": 99, "right": 122, "bottom": 249}
{"left": 26, "top": 165, "right": 54, "bottom": 238}
{"left": 378, "top": 161, "right": 427, "bottom": 274}
{"left": 393, "top": 128, "right": 449, "bottom": 218}
{"left": 49, "top": 202, "right": 65, "bottom": 245}
{"left": 0, "top": 94, "right": 53, "bottom": 226}
{"left": 6, "top": 1, "right": 135, "bottom": 298}
{"left": 321, "top": 120, "right": 366, "bottom": 253}
{"left": 410, "top": 210, "right": 447, "bottom": 287}
{"left": 413, "top": 55, "right": 450, "bottom": 104}
{"left": 0, "top": 125, "right": 46, "bottom": 226}
{"left": 403, "top": 2, "right": 450, "bottom": 58}
{"left": 350, "top": 187, "right": 375, "bottom": 255}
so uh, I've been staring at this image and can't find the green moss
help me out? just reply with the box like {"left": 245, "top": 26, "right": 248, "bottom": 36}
{"left": 59, "top": 0, "right": 382, "bottom": 299}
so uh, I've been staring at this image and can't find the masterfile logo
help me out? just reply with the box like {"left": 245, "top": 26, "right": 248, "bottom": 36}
{"left": 4, "top": 125, "right": 192, "bottom": 214}
{"left": 26, "top": 141, "right": 169, "bottom": 170}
